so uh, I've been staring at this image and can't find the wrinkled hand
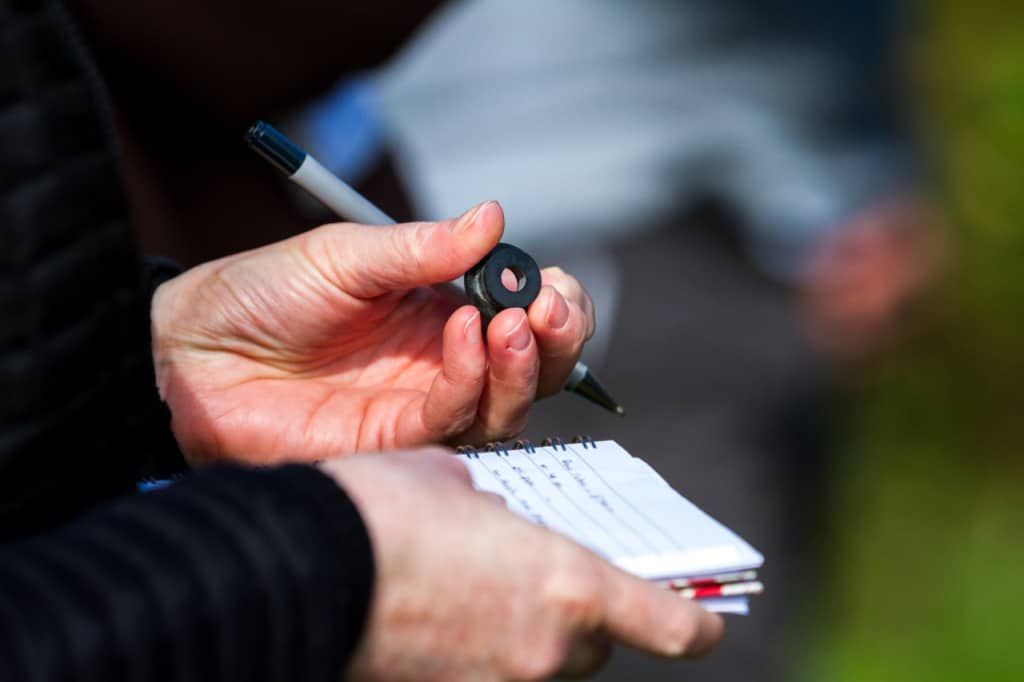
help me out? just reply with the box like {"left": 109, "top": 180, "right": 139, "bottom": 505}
{"left": 152, "top": 202, "right": 595, "bottom": 464}
{"left": 322, "top": 450, "right": 724, "bottom": 681}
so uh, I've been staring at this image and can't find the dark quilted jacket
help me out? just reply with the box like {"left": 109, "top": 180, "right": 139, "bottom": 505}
{"left": 0, "top": 3, "right": 374, "bottom": 679}
{"left": 0, "top": 0, "right": 177, "bottom": 536}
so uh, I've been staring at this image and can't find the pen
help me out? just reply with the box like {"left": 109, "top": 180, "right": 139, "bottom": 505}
{"left": 245, "top": 121, "right": 624, "bottom": 416}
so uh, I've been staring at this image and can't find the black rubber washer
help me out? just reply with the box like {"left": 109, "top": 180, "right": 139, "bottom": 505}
{"left": 463, "top": 243, "right": 542, "bottom": 325}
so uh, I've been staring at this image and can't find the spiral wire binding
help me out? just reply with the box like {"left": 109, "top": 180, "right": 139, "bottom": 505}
{"left": 513, "top": 439, "right": 537, "bottom": 453}
{"left": 455, "top": 444, "right": 480, "bottom": 458}
{"left": 143, "top": 438, "right": 599, "bottom": 488}
{"left": 481, "top": 442, "right": 510, "bottom": 456}
{"left": 457, "top": 435, "right": 597, "bottom": 457}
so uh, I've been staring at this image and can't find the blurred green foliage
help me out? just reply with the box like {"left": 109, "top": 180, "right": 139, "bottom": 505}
{"left": 806, "top": 4, "right": 1024, "bottom": 681}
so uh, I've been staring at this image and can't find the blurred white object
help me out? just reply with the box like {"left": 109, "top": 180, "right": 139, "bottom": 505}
{"left": 370, "top": 0, "right": 911, "bottom": 278}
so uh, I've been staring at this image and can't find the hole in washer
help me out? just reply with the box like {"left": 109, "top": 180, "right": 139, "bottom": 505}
{"left": 501, "top": 266, "right": 527, "bottom": 293}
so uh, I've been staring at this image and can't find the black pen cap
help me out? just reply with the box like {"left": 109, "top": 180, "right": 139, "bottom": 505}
{"left": 244, "top": 121, "right": 305, "bottom": 176}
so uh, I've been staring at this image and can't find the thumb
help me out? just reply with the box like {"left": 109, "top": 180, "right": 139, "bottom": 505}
{"left": 598, "top": 561, "right": 724, "bottom": 659}
{"left": 316, "top": 201, "right": 504, "bottom": 299}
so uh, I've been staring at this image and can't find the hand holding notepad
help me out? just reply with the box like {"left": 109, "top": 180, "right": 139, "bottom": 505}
{"left": 458, "top": 439, "right": 764, "bottom": 614}
{"left": 323, "top": 448, "right": 726, "bottom": 679}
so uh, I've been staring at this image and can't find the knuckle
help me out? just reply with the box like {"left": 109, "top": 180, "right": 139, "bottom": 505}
{"left": 482, "top": 396, "right": 535, "bottom": 435}
{"left": 543, "top": 551, "right": 604, "bottom": 629}
{"left": 543, "top": 269, "right": 584, "bottom": 300}
{"left": 509, "top": 639, "right": 567, "bottom": 681}
{"left": 493, "top": 413, "right": 530, "bottom": 442}
{"left": 299, "top": 228, "right": 343, "bottom": 286}
{"left": 407, "top": 221, "right": 435, "bottom": 272}
{"left": 561, "top": 273, "right": 585, "bottom": 298}
{"left": 445, "top": 405, "right": 479, "bottom": 437}
{"left": 543, "top": 265, "right": 568, "bottom": 281}
{"left": 447, "top": 348, "right": 485, "bottom": 385}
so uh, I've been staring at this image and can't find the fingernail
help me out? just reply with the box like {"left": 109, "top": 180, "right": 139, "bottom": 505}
{"left": 463, "top": 310, "right": 482, "bottom": 345}
{"left": 454, "top": 201, "right": 492, "bottom": 235}
{"left": 545, "top": 289, "right": 570, "bottom": 330}
{"left": 505, "top": 312, "right": 531, "bottom": 351}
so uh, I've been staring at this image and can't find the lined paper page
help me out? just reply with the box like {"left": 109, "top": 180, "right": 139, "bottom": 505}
{"left": 458, "top": 441, "right": 763, "bottom": 580}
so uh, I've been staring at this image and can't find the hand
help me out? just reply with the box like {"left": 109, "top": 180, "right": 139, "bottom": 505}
{"left": 151, "top": 202, "right": 595, "bottom": 464}
{"left": 321, "top": 450, "right": 724, "bottom": 681}
{"left": 801, "top": 196, "right": 943, "bottom": 360}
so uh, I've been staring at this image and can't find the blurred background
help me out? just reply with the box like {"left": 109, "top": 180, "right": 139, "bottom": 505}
{"left": 88, "top": 0, "right": 1024, "bottom": 679}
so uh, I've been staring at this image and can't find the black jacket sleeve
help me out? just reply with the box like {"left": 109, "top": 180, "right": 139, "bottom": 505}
{"left": 0, "top": 465, "right": 374, "bottom": 682}
{"left": 1, "top": 5, "right": 376, "bottom": 680}
{"left": 136, "top": 255, "right": 189, "bottom": 480}
{"left": 0, "top": 0, "right": 190, "bottom": 536}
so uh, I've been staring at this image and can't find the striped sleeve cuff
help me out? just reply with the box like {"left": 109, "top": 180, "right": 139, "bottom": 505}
{"left": 0, "top": 464, "right": 374, "bottom": 682}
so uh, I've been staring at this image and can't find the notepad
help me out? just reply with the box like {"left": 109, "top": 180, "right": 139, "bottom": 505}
{"left": 457, "top": 439, "right": 764, "bottom": 614}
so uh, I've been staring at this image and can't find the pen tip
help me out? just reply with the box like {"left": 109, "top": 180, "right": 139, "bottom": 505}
{"left": 565, "top": 367, "right": 624, "bottom": 416}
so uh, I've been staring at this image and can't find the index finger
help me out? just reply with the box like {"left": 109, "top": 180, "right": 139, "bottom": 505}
{"left": 598, "top": 562, "right": 724, "bottom": 659}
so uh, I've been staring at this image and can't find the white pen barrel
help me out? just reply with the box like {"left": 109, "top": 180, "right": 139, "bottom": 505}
{"left": 291, "top": 156, "right": 396, "bottom": 227}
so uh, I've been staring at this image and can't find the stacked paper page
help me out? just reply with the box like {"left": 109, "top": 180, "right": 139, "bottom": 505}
{"left": 457, "top": 440, "right": 764, "bottom": 614}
